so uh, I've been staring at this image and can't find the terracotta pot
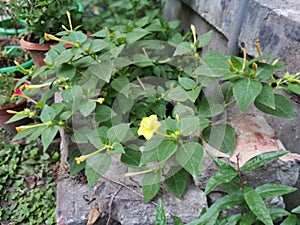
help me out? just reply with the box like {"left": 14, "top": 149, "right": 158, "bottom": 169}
{"left": 0, "top": 79, "right": 32, "bottom": 132}
{"left": 20, "top": 36, "right": 56, "bottom": 68}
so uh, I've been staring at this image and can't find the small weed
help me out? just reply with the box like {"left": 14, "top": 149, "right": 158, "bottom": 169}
{"left": 0, "top": 141, "right": 57, "bottom": 224}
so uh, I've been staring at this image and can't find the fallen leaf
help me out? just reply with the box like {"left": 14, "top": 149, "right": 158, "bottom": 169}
{"left": 86, "top": 202, "right": 101, "bottom": 225}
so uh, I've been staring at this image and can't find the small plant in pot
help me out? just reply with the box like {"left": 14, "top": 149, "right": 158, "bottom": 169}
{"left": 0, "top": 73, "right": 34, "bottom": 132}
{"left": 3, "top": 0, "right": 83, "bottom": 67}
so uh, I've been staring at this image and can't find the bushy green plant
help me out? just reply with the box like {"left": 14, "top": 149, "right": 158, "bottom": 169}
{"left": 155, "top": 151, "right": 300, "bottom": 225}
{"left": 0, "top": 141, "right": 57, "bottom": 224}
{"left": 4, "top": 0, "right": 83, "bottom": 43}
{"left": 0, "top": 73, "right": 18, "bottom": 107}
{"left": 9, "top": 0, "right": 300, "bottom": 216}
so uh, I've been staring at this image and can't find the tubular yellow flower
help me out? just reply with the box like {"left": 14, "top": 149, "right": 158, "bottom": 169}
{"left": 6, "top": 110, "right": 20, "bottom": 114}
{"left": 24, "top": 83, "right": 51, "bottom": 90}
{"left": 44, "top": 33, "right": 80, "bottom": 47}
{"left": 255, "top": 39, "right": 262, "bottom": 57}
{"left": 138, "top": 115, "right": 161, "bottom": 140}
{"left": 191, "top": 24, "right": 197, "bottom": 44}
{"left": 16, "top": 121, "right": 53, "bottom": 132}
{"left": 75, "top": 145, "right": 112, "bottom": 164}
{"left": 89, "top": 97, "right": 105, "bottom": 104}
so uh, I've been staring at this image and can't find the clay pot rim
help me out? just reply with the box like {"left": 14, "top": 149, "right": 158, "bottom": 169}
{"left": 20, "top": 35, "right": 57, "bottom": 51}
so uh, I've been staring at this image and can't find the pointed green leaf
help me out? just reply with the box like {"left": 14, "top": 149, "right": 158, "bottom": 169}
{"left": 187, "top": 194, "right": 244, "bottom": 225}
{"left": 78, "top": 100, "right": 96, "bottom": 117}
{"left": 179, "top": 117, "right": 200, "bottom": 136}
{"left": 291, "top": 205, "right": 300, "bottom": 214}
{"left": 57, "top": 63, "right": 76, "bottom": 79}
{"left": 241, "top": 150, "right": 289, "bottom": 172}
{"left": 204, "top": 169, "right": 238, "bottom": 195}
{"left": 172, "top": 215, "right": 184, "bottom": 225}
{"left": 40, "top": 105, "right": 56, "bottom": 122}
{"left": 202, "top": 124, "right": 236, "bottom": 156}
{"left": 287, "top": 83, "right": 300, "bottom": 95}
{"left": 239, "top": 213, "right": 256, "bottom": 225}
{"left": 255, "top": 83, "right": 275, "bottom": 109}
{"left": 176, "top": 142, "right": 203, "bottom": 182}
{"left": 254, "top": 94, "right": 295, "bottom": 120}
{"left": 6, "top": 113, "right": 28, "bottom": 124}
{"left": 69, "top": 149, "right": 86, "bottom": 177}
{"left": 86, "top": 153, "right": 111, "bottom": 188}
{"left": 255, "top": 184, "right": 297, "bottom": 198}
{"left": 88, "top": 60, "right": 113, "bottom": 83}
{"left": 121, "top": 147, "right": 142, "bottom": 167}
{"left": 280, "top": 214, "right": 297, "bottom": 225}
{"left": 268, "top": 208, "right": 290, "bottom": 220}
{"left": 156, "top": 199, "right": 166, "bottom": 225}
{"left": 198, "top": 31, "right": 212, "bottom": 48}
{"left": 41, "top": 125, "right": 59, "bottom": 150}
{"left": 187, "top": 86, "right": 201, "bottom": 102}
{"left": 142, "top": 171, "right": 161, "bottom": 202}
{"left": 126, "top": 28, "right": 149, "bottom": 43}
{"left": 244, "top": 186, "right": 273, "bottom": 225}
{"left": 157, "top": 140, "right": 177, "bottom": 163}
{"left": 233, "top": 78, "right": 262, "bottom": 112}
{"left": 107, "top": 123, "right": 133, "bottom": 142}
{"left": 165, "top": 167, "right": 188, "bottom": 198}
{"left": 95, "top": 104, "right": 117, "bottom": 123}
{"left": 198, "top": 97, "right": 224, "bottom": 117}
{"left": 178, "top": 77, "right": 197, "bottom": 90}
{"left": 167, "top": 86, "right": 189, "bottom": 102}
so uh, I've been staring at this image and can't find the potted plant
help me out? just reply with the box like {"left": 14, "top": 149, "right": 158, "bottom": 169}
{"left": 0, "top": 73, "right": 34, "bottom": 132}
{"left": 3, "top": 0, "right": 84, "bottom": 67}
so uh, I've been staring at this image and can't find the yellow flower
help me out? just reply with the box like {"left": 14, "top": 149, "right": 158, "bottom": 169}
{"left": 24, "top": 83, "right": 51, "bottom": 90}
{"left": 75, "top": 145, "right": 112, "bottom": 164}
{"left": 16, "top": 121, "right": 53, "bottom": 132}
{"left": 44, "top": 33, "right": 80, "bottom": 47}
{"left": 89, "top": 97, "right": 105, "bottom": 104}
{"left": 191, "top": 24, "right": 197, "bottom": 44}
{"left": 137, "top": 115, "right": 161, "bottom": 140}
{"left": 75, "top": 155, "right": 88, "bottom": 164}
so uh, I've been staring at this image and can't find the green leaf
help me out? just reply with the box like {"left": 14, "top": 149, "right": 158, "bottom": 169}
{"left": 244, "top": 187, "right": 273, "bottom": 225}
{"left": 187, "top": 194, "right": 244, "bottom": 225}
{"left": 69, "top": 149, "right": 86, "bottom": 177}
{"left": 157, "top": 140, "right": 177, "bottom": 163}
{"left": 204, "top": 169, "right": 238, "bottom": 195}
{"left": 165, "top": 167, "right": 188, "bottom": 198}
{"left": 6, "top": 113, "right": 28, "bottom": 124}
{"left": 255, "top": 184, "right": 297, "bottom": 198}
{"left": 178, "top": 77, "right": 197, "bottom": 90}
{"left": 198, "top": 31, "right": 212, "bottom": 48}
{"left": 111, "top": 142, "right": 125, "bottom": 153}
{"left": 121, "top": 147, "right": 142, "bottom": 167}
{"left": 176, "top": 142, "right": 203, "bottom": 182}
{"left": 239, "top": 213, "right": 256, "bottom": 225}
{"left": 268, "top": 208, "right": 290, "bottom": 220}
{"left": 111, "top": 76, "right": 130, "bottom": 92}
{"left": 187, "top": 86, "right": 201, "bottom": 102}
{"left": 287, "top": 83, "right": 300, "bottom": 95}
{"left": 86, "top": 153, "right": 111, "bottom": 188}
{"left": 57, "top": 63, "right": 76, "bottom": 79}
{"left": 133, "top": 53, "right": 153, "bottom": 67}
{"left": 156, "top": 199, "right": 166, "bottom": 225}
{"left": 78, "top": 100, "right": 96, "bottom": 117}
{"left": 233, "top": 78, "right": 262, "bottom": 112}
{"left": 88, "top": 60, "right": 113, "bottom": 83}
{"left": 41, "top": 125, "right": 59, "bottom": 150}
{"left": 172, "top": 215, "right": 184, "bottom": 225}
{"left": 254, "top": 83, "right": 276, "bottom": 109}
{"left": 126, "top": 28, "right": 149, "bottom": 43}
{"left": 198, "top": 97, "right": 224, "bottom": 117}
{"left": 219, "top": 214, "right": 241, "bottom": 225}
{"left": 280, "top": 215, "right": 297, "bottom": 225}
{"left": 40, "top": 105, "right": 56, "bottom": 122}
{"left": 202, "top": 124, "right": 236, "bottom": 156}
{"left": 95, "top": 105, "right": 117, "bottom": 123}
{"left": 107, "top": 123, "right": 133, "bottom": 142}
{"left": 194, "top": 50, "right": 229, "bottom": 77}
{"left": 142, "top": 171, "right": 161, "bottom": 202}
{"left": 179, "top": 117, "right": 200, "bottom": 136}
{"left": 167, "top": 86, "right": 189, "bottom": 102}
{"left": 241, "top": 150, "right": 289, "bottom": 172}
{"left": 291, "top": 205, "right": 300, "bottom": 214}
{"left": 254, "top": 94, "right": 296, "bottom": 120}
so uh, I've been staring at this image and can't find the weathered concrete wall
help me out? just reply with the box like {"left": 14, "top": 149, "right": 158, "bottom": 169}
{"left": 164, "top": 0, "right": 300, "bottom": 155}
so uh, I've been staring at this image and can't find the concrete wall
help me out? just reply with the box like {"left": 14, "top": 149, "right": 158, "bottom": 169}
{"left": 164, "top": 0, "right": 300, "bottom": 154}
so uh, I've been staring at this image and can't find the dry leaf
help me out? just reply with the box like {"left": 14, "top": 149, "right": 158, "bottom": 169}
{"left": 86, "top": 202, "right": 101, "bottom": 225}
